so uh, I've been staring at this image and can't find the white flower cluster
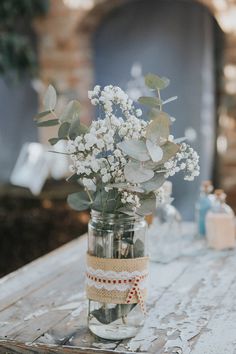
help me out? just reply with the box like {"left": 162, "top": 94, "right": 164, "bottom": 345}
{"left": 164, "top": 143, "right": 200, "bottom": 181}
{"left": 88, "top": 85, "right": 147, "bottom": 140}
{"left": 121, "top": 191, "right": 141, "bottom": 212}
{"left": 66, "top": 84, "right": 200, "bottom": 213}
{"left": 67, "top": 124, "right": 127, "bottom": 185}
{"left": 88, "top": 85, "right": 142, "bottom": 121}
{"left": 67, "top": 85, "right": 148, "bottom": 211}
{"left": 153, "top": 187, "right": 165, "bottom": 207}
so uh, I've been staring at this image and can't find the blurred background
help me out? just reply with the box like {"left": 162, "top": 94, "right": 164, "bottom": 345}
{"left": 0, "top": 0, "right": 235, "bottom": 276}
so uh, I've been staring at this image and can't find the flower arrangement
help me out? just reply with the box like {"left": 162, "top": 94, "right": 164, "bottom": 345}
{"left": 35, "top": 73, "right": 200, "bottom": 339}
{"left": 35, "top": 73, "right": 199, "bottom": 216}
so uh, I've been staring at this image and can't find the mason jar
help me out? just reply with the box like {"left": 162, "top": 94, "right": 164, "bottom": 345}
{"left": 87, "top": 210, "right": 148, "bottom": 340}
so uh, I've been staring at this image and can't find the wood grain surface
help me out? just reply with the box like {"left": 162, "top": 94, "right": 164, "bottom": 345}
{"left": 0, "top": 224, "right": 235, "bottom": 353}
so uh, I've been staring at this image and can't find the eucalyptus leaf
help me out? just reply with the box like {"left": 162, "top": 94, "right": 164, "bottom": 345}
{"left": 58, "top": 122, "right": 70, "bottom": 139}
{"left": 134, "top": 239, "right": 145, "bottom": 257}
{"left": 60, "top": 100, "right": 80, "bottom": 123}
{"left": 160, "top": 141, "right": 180, "bottom": 164}
{"left": 138, "top": 96, "right": 162, "bottom": 107}
{"left": 34, "top": 110, "right": 51, "bottom": 120}
{"left": 91, "top": 304, "right": 136, "bottom": 325}
{"left": 141, "top": 172, "right": 166, "bottom": 192}
{"left": 67, "top": 191, "right": 92, "bottom": 211}
{"left": 92, "top": 189, "right": 118, "bottom": 213}
{"left": 37, "top": 119, "right": 59, "bottom": 127}
{"left": 117, "top": 140, "right": 150, "bottom": 162}
{"left": 146, "top": 139, "right": 163, "bottom": 162}
{"left": 143, "top": 160, "right": 161, "bottom": 170}
{"left": 95, "top": 244, "right": 104, "bottom": 258}
{"left": 117, "top": 207, "right": 135, "bottom": 216}
{"left": 145, "top": 73, "right": 170, "bottom": 90}
{"left": 162, "top": 96, "right": 178, "bottom": 105}
{"left": 48, "top": 137, "right": 60, "bottom": 145}
{"left": 66, "top": 174, "right": 80, "bottom": 183}
{"left": 124, "top": 161, "right": 154, "bottom": 183}
{"left": 136, "top": 193, "right": 156, "bottom": 216}
{"left": 69, "top": 120, "right": 88, "bottom": 140}
{"left": 43, "top": 85, "right": 57, "bottom": 111}
{"left": 149, "top": 108, "right": 171, "bottom": 125}
{"left": 78, "top": 123, "right": 89, "bottom": 135}
{"left": 148, "top": 108, "right": 161, "bottom": 119}
{"left": 146, "top": 112, "right": 170, "bottom": 143}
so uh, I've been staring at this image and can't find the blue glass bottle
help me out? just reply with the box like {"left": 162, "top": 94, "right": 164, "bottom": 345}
{"left": 195, "top": 181, "right": 213, "bottom": 237}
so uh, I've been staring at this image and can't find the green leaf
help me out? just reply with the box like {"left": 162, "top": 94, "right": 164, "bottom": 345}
{"left": 67, "top": 191, "right": 92, "bottom": 211}
{"left": 124, "top": 161, "right": 154, "bottom": 183}
{"left": 43, "top": 85, "right": 57, "bottom": 111}
{"left": 160, "top": 141, "right": 180, "bottom": 164}
{"left": 145, "top": 73, "right": 170, "bottom": 90}
{"left": 37, "top": 119, "right": 59, "bottom": 127}
{"left": 60, "top": 100, "right": 80, "bottom": 123}
{"left": 137, "top": 193, "right": 156, "bottom": 216}
{"left": 69, "top": 120, "right": 89, "bottom": 140}
{"left": 91, "top": 304, "right": 136, "bottom": 325}
{"left": 141, "top": 172, "right": 166, "bottom": 192}
{"left": 34, "top": 110, "right": 51, "bottom": 120}
{"left": 146, "top": 139, "right": 163, "bottom": 162}
{"left": 138, "top": 96, "right": 162, "bottom": 107}
{"left": 78, "top": 122, "right": 89, "bottom": 135}
{"left": 117, "top": 140, "right": 150, "bottom": 162}
{"left": 146, "top": 111, "right": 170, "bottom": 144}
{"left": 58, "top": 122, "right": 70, "bottom": 139}
{"left": 149, "top": 108, "right": 161, "bottom": 119}
{"left": 66, "top": 174, "right": 80, "bottom": 183}
{"left": 134, "top": 239, "right": 145, "bottom": 257}
{"left": 117, "top": 207, "right": 135, "bottom": 216}
{"left": 48, "top": 137, "right": 60, "bottom": 145}
{"left": 162, "top": 96, "right": 178, "bottom": 105}
{"left": 92, "top": 189, "right": 118, "bottom": 212}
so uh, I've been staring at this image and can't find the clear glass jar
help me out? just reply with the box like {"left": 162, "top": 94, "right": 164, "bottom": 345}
{"left": 148, "top": 203, "right": 182, "bottom": 263}
{"left": 148, "top": 181, "right": 182, "bottom": 263}
{"left": 87, "top": 210, "right": 148, "bottom": 340}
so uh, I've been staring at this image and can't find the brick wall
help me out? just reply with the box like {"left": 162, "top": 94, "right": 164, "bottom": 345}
{"left": 34, "top": 0, "right": 236, "bottom": 208}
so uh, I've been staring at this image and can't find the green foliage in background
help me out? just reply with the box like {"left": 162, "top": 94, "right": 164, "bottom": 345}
{"left": 0, "top": 0, "right": 49, "bottom": 80}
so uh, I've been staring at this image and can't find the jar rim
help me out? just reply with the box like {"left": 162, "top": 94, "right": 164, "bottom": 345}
{"left": 90, "top": 209, "right": 144, "bottom": 221}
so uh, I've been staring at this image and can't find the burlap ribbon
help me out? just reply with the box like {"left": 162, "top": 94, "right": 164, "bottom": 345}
{"left": 86, "top": 253, "right": 149, "bottom": 313}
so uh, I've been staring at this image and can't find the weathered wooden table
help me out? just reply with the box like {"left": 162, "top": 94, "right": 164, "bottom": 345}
{"left": 1, "top": 224, "right": 236, "bottom": 354}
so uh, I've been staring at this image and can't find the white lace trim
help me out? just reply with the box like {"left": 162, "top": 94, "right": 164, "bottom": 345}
{"left": 86, "top": 266, "right": 148, "bottom": 292}
{"left": 87, "top": 266, "right": 148, "bottom": 279}
{"left": 86, "top": 278, "right": 148, "bottom": 291}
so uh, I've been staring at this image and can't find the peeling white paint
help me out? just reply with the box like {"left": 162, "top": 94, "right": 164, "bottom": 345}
{"left": 67, "top": 292, "right": 86, "bottom": 302}
{"left": 118, "top": 248, "right": 236, "bottom": 353}
{"left": 2, "top": 226, "right": 236, "bottom": 353}
{"left": 127, "top": 330, "right": 157, "bottom": 352}
{"left": 56, "top": 302, "right": 81, "bottom": 310}
{"left": 24, "top": 308, "right": 48, "bottom": 321}
{"left": 37, "top": 332, "right": 56, "bottom": 344}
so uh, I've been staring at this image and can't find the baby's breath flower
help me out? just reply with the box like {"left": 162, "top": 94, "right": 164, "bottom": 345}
{"left": 65, "top": 83, "right": 199, "bottom": 215}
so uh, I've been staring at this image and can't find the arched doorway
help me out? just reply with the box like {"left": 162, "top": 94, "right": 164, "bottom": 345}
{"left": 93, "top": 0, "right": 222, "bottom": 219}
